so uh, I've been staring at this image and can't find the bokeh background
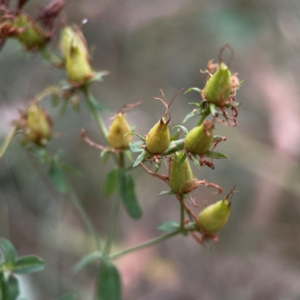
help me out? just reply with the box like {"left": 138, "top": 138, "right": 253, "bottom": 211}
{"left": 1, "top": 0, "right": 300, "bottom": 299}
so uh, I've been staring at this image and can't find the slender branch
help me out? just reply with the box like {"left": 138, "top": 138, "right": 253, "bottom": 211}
{"left": 81, "top": 86, "right": 108, "bottom": 142}
{"left": 108, "top": 230, "right": 180, "bottom": 261}
{"left": 67, "top": 181, "right": 102, "bottom": 252}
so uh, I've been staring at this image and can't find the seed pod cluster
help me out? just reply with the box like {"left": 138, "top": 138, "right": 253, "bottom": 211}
{"left": 108, "top": 113, "right": 132, "bottom": 149}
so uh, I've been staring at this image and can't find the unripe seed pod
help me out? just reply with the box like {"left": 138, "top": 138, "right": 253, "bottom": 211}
{"left": 169, "top": 151, "right": 195, "bottom": 194}
{"left": 145, "top": 118, "right": 170, "bottom": 154}
{"left": 60, "top": 26, "right": 94, "bottom": 83}
{"left": 23, "top": 104, "right": 52, "bottom": 146}
{"left": 197, "top": 198, "right": 231, "bottom": 235}
{"left": 15, "top": 13, "right": 48, "bottom": 51}
{"left": 203, "top": 62, "right": 232, "bottom": 106}
{"left": 185, "top": 120, "right": 213, "bottom": 155}
{"left": 108, "top": 113, "right": 132, "bottom": 149}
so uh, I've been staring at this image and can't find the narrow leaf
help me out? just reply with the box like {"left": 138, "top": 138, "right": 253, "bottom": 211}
{"left": 204, "top": 151, "right": 228, "bottom": 159}
{"left": 188, "top": 102, "right": 201, "bottom": 107}
{"left": 182, "top": 109, "right": 201, "bottom": 123}
{"left": 0, "top": 239, "right": 17, "bottom": 266}
{"left": 48, "top": 163, "right": 68, "bottom": 193}
{"left": 177, "top": 153, "right": 187, "bottom": 171}
{"left": 157, "top": 190, "right": 174, "bottom": 197}
{"left": 184, "top": 87, "right": 201, "bottom": 94}
{"left": 209, "top": 103, "right": 217, "bottom": 116}
{"left": 129, "top": 142, "right": 143, "bottom": 153}
{"left": 96, "top": 260, "right": 121, "bottom": 300}
{"left": 123, "top": 150, "right": 133, "bottom": 163}
{"left": 103, "top": 169, "right": 119, "bottom": 196}
{"left": 158, "top": 221, "right": 180, "bottom": 232}
{"left": 100, "top": 149, "right": 111, "bottom": 164}
{"left": 125, "top": 132, "right": 145, "bottom": 142}
{"left": 72, "top": 252, "right": 102, "bottom": 274}
{"left": 172, "top": 125, "right": 188, "bottom": 135}
{"left": 120, "top": 172, "right": 142, "bottom": 219}
{"left": 132, "top": 150, "right": 150, "bottom": 168}
{"left": 190, "top": 153, "right": 200, "bottom": 168}
{"left": 12, "top": 256, "right": 45, "bottom": 274}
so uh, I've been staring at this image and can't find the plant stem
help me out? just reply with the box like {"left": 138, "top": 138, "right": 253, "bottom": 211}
{"left": 81, "top": 86, "right": 108, "bottom": 142}
{"left": 108, "top": 230, "right": 180, "bottom": 261}
{"left": 180, "top": 201, "right": 185, "bottom": 230}
{"left": 67, "top": 182, "right": 102, "bottom": 252}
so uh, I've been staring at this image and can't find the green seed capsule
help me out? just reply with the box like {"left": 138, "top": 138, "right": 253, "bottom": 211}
{"left": 15, "top": 13, "right": 48, "bottom": 51}
{"left": 185, "top": 120, "right": 213, "bottom": 155}
{"left": 145, "top": 118, "right": 170, "bottom": 154}
{"left": 60, "top": 26, "right": 94, "bottom": 83}
{"left": 23, "top": 104, "right": 52, "bottom": 146}
{"left": 169, "top": 151, "right": 195, "bottom": 195}
{"left": 108, "top": 113, "right": 132, "bottom": 149}
{"left": 197, "top": 198, "right": 230, "bottom": 235}
{"left": 203, "top": 62, "right": 232, "bottom": 106}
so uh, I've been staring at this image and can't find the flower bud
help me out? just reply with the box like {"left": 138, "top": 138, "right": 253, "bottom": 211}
{"left": 108, "top": 113, "right": 132, "bottom": 149}
{"left": 197, "top": 198, "right": 231, "bottom": 235}
{"left": 169, "top": 151, "right": 195, "bottom": 194}
{"left": 15, "top": 13, "right": 48, "bottom": 51}
{"left": 60, "top": 26, "right": 94, "bottom": 84}
{"left": 145, "top": 118, "right": 170, "bottom": 154}
{"left": 22, "top": 104, "right": 52, "bottom": 146}
{"left": 203, "top": 62, "right": 232, "bottom": 106}
{"left": 185, "top": 120, "right": 213, "bottom": 155}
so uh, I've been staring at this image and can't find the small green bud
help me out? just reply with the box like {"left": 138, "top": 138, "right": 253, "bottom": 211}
{"left": 15, "top": 13, "right": 48, "bottom": 51}
{"left": 108, "top": 113, "right": 132, "bottom": 149}
{"left": 145, "top": 118, "right": 170, "bottom": 154}
{"left": 185, "top": 120, "right": 213, "bottom": 155}
{"left": 22, "top": 104, "right": 52, "bottom": 146}
{"left": 169, "top": 151, "right": 195, "bottom": 194}
{"left": 60, "top": 26, "right": 94, "bottom": 84}
{"left": 197, "top": 198, "right": 230, "bottom": 235}
{"left": 203, "top": 62, "right": 232, "bottom": 106}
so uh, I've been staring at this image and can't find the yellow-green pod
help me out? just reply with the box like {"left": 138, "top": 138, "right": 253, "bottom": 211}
{"left": 185, "top": 120, "right": 213, "bottom": 155}
{"left": 15, "top": 13, "right": 48, "bottom": 50}
{"left": 145, "top": 118, "right": 170, "bottom": 154}
{"left": 108, "top": 113, "right": 132, "bottom": 149}
{"left": 60, "top": 26, "right": 94, "bottom": 83}
{"left": 169, "top": 151, "right": 195, "bottom": 194}
{"left": 197, "top": 198, "right": 230, "bottom": 235}
{"left": 203, "top": 62, "right": 232, "bottom": 106}
{"left": 23, "top": 104, "right": 52, "bottom": 146}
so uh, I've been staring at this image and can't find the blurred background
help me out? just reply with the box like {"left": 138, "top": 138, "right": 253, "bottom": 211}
{"left": 1, "top": 0, "right": 300, "bottom": 299}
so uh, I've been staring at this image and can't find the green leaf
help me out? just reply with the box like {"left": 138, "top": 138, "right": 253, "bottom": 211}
{"left": 72, "top": 252, "right": 102, "bottom": 274}
{"left": 120, "top": 172, "right": 142, "bottom": 219}
{"left": 7, "top": 274, "right": 20, "bottom": 300}
{"left": 209, "top": 103, "right": 217, "bottom": 116}
{"left": 123, "top": 150, "right": 133, "bottom": 163}
{"left": 129, "top": 142, "right": 143, "bottom": 153}
{"left": 132, "top": 150, "right": 151, "bottom": 168}
{"left": 96, "top": 260, "right": 121, "bottom": 300}
{"left": 100, "top": 149, "right": 111, "bottom": 164}
{"left": 12, "top": 256, "right": 45, "bottom": 274}
{"left": 172, "top": 125, "right": 188, "bottom": 135}
{"left": 204, "top": 151, "right": 228, "bottom": 159}
{"left": 162, "top": 139, "right": 184, "bottom": 156}
{"left": 158, "top": 221, "right": 180, "bottom": 232}
{"left": 230, "top": 101, "right": 241, "bottom": 107}
{"left": 0, "top": 239, "right": 17, "bottom": 266}
{"left": 190, "top": 153, "right": 200, "bottom": 168}
{"left": 182, "top": 109, "right": 201, "bottom": 123}
{"left": 157, "top": 190, "right": 174, "bottom": 196}
{"left": 0, "top": 273, "right": 10, "bottom": 300}
{"left": 58, "top": 293, "right": 78, "bottom": 300}
{"left": 184, "top": 87, "right": 201, "bottom": 94}
{"left": 48, "top": 163, "right": 68, "bottom": 193}
{"left": 213, "top": 135, "right": 224, "bottom": 141}
{"left": 104, "top": 169, "right": 119, "bottom": 196}
{"left": 125, "top": 132, "right": 145, "bottom": 142}
{"left": 177, "top": 153, "right": 187, "bottom": 170}
{"left": 188, "top": 102, "right": 201, "bottom": 107}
